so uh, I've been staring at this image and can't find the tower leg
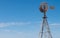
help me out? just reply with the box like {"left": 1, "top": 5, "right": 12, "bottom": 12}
{"left": 39, "top": 16, "right": 52, "bottom": 38}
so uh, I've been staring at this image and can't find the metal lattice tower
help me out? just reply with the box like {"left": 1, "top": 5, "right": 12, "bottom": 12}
{"left": 39, "top": 2, "right": 52, "bottom": 38}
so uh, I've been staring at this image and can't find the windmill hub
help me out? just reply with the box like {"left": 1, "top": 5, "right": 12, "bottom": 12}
{"left": 39, "top": 2, "right": 48, "bottom": 13}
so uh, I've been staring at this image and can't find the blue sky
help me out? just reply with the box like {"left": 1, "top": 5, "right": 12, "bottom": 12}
{"left": 0, "top": 0, "right": 60, "bottom": 38}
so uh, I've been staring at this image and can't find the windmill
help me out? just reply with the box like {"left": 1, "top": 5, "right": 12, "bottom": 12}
{"left": 39, "top": 2, "right": 54, "bottom": 38}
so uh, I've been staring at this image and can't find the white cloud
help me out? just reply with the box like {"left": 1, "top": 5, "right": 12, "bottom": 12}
{"left": 50, "top": 23, "right": 60, "bottom": 26}
{"left": 49, "top": 23, "right": 60, "bottom": 28}
{"left": 0, "top": 22, "right": 60, "bottom": 38}
{"left": 0, "top": 21, "right": 60, "bottom": 28}
{"left": 0, "top": 29, "right": 20, "bottom": 33}
{"left": 0, "top": 29, "right": 38, "bottom": 38}
{"left": 0, "top": 22, "right": 31, "bottom": 27}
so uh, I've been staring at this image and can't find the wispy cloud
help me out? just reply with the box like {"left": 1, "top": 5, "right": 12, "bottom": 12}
{"left": 0, "top": 22, "right": 31, "bottom": 27}
{"left": 0, "top": 21, "right": 60, "bottom": 28}
{"left": 0, "top": 22, "right": 60, "bottom": 38}
{"left": 0, "top": 29, "right": 19, "bottom": 33}
{"left": 49, "top": 23, "right": 60, "bottom": 28}
{"left": 50, "top": 23, "right": 60, "bottom": 26}
{"left": 0, "top": 29, "right": 38, "bottom": 38}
